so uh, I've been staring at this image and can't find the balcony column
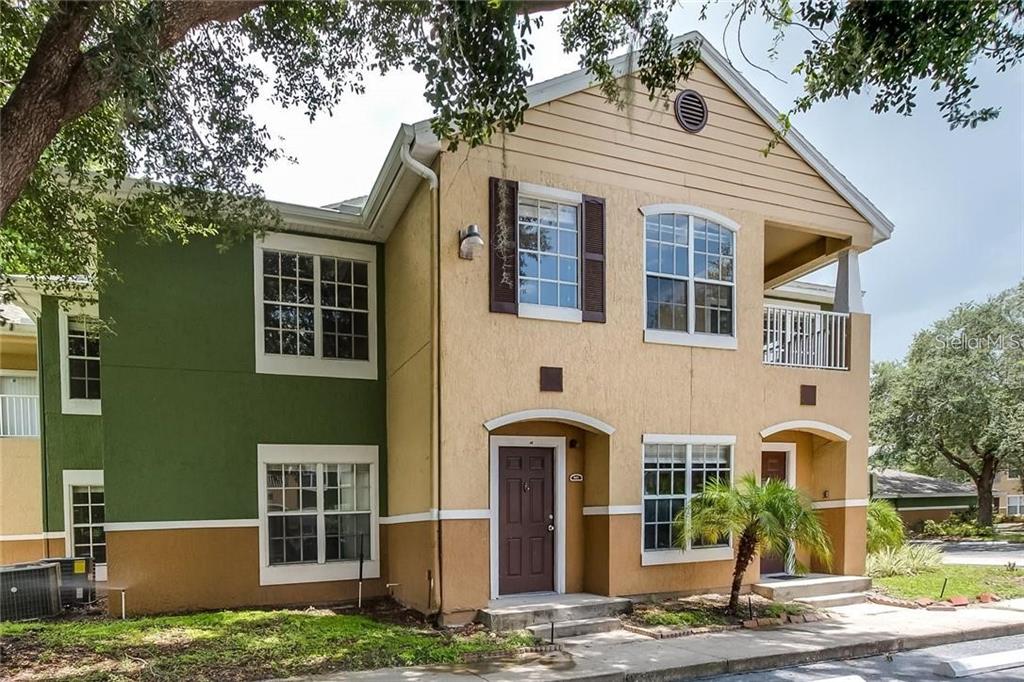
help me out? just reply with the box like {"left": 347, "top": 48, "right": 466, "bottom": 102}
{"left": 834, "top": 250, "right": 864, "bottom": 314}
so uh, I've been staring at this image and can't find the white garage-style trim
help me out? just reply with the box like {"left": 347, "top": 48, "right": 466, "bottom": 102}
{"left": 760, "top": 420, "right": 852, "bottom": 442}
{"left": 484, "top": 409, "right": 615, "bottom": 435}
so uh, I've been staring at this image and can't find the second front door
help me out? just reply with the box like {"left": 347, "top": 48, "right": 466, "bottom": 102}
{"left": 498, "top": 446, "right": 554, "bottom": 595}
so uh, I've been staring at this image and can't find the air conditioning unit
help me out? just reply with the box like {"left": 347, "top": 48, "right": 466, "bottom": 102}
{"left": 46, "top": 557, "right": 96, "bottom": 607}
{"left": 0, "top": 562, "right": 62, "bottom": 621}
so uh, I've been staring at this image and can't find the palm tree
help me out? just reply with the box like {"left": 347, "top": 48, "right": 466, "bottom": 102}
{"left": 678, "top": 473, "right": 833, "bottom": 613}
{"left": 866, "top": 499, "right": 905, "bottom": 553}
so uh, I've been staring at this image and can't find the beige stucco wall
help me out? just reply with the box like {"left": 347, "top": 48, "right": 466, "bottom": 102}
{"left": 0, "top": 437, "right": 44, "bottom": 537}
{"left": 383, "top": 178, "right": 440, "bottom": 613}
{"left": 0, "top": 334, "right": 37, "bottom": 372}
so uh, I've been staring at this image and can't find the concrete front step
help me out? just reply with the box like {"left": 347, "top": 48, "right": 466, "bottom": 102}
{"left": 752, "top": 575, "right": 872, "bottom": 602}
{"left": 478, "top": 593, "right": 632, "bottom": 631}
{"left": 794, "top": 591, "right": 868, "bottom": 608}
{"left": 526, "top": 616, "right": 623, "bottom": 640}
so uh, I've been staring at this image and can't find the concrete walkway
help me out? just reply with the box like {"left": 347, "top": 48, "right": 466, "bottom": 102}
{"left": 291, "top": 599, "right": 1024, "bottom": 681}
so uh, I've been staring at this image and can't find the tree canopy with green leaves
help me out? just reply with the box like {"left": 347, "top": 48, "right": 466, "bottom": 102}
{"left": 871, "top": 282, "right": 1024, "bottom": 526}
{"left": 2, "top": 0, "right": 1022, "bottom": 305}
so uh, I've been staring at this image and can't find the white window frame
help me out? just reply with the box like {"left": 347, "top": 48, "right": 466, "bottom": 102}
{"left": 1008, "top": 495, "right": 1023, "bottom": 516}
{"left": 516, "top": 182, "right": 584, "bottom": 324}
{"left": 640, "top": 204, "right": 740, "bottom": 350}
{"left": 640, "top": 434, "right": 735, "bottom": 566}
{"left": 58, "top": 306, "right": 101, "bottom": 416}
{"left": 257, "top": 444, "right": 379, "bottom": 586}
{"left": 254, "top": 232, "right": 378, "bottom": 380}
{"left": 62, "top": 469, "right": 106, "bottom": 581}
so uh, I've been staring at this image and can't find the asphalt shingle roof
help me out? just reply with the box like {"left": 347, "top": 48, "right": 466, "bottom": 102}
{"left": 871, "top": 468, "right": 975, "bottom": 498}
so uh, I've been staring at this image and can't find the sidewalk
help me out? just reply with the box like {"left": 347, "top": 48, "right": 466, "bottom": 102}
{"left": 293, "top": 598, "right": 1024, "bottom": 681}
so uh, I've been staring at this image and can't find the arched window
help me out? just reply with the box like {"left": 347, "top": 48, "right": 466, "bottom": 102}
{"left": 641, "top": 205, "right": 739, "bottom": 348}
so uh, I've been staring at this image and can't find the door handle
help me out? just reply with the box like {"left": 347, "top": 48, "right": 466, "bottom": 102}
{"left": 548, "top": 524, "right": 555, "bottom": 532}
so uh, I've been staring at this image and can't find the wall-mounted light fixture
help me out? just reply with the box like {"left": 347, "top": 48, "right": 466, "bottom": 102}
{"left": 458, "top": 224, "right": 484, "bottom": 260}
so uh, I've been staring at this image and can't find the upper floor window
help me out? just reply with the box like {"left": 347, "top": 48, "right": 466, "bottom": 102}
{"left": 641, "top": 434, "right": 735, "bottom": 566}
{"left": 516, "top": 184, "right": 583, "bottom": 323}
{"left": 255, "top": 233, "right": 377, "bottom": 380}
{"left": 642, "top": 205, "right": 739, "bottom": 350}
{"left": 59, "top": 307, "right": 101, "bottom": 415}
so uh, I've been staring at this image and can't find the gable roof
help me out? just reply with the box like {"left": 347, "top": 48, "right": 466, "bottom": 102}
{"left": 305, "top": 30, "right": 893, "bottom": 244}
{"left": 520, "top": 32, "right": 893, "bottom": 242}
{"left": 871, "top": 468, "right": 975, "bottom": 499}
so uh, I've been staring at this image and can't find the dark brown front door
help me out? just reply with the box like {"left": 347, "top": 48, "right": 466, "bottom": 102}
{"left": 498, "top": 446, "right": 554, "bottom": 594}
{"left": 760, "top": 450, "right": 788, "bottom": 575}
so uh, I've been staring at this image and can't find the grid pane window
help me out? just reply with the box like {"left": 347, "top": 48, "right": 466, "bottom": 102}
{"left": 71, "top": 485, "right": 106, "bottom": 563}
{"left": 68, "top": 323, "right": 101, "bottom": 400}
{"left": 262, "top": 251, "right": 316, "bottom": 356}
{"left": 644, "top": 213, "right": 736, "bottom": 336}
{"left": 321, "top": 257, "right": 370, "bottom": 361}
{"left": 643, "top": 442, "right": 733, "bottom": 552}
{"left": 645, "top": 213, "right": 689, "bottom": 332}
{"left": 265, "top": 462, "right": 373, "bottom": 566}
{"left": 518, "top": 197, "right": 579, "bottom": 308}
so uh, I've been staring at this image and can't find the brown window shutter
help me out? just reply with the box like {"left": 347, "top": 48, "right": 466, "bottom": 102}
{"left": 581, "top": 195, "right": 606, "bottom": 323}
{"left": 489, "top": 177, "right": 519, "bottom": 314}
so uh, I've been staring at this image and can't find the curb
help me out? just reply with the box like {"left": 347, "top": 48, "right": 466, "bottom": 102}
{"left": 620, "top": 621, "right": 1024, "bottom": 681}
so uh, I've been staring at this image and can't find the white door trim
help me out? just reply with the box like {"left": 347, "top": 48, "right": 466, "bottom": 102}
{"left": 761, "top": 443, "right": 797, "bottom": 575}
{"left": 489, "top": 435, "right": 566, "bottom": 601}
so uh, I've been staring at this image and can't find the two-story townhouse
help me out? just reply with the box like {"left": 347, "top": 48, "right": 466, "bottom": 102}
{"left": 23, "top": 32, "right": 891, "bottom": 618}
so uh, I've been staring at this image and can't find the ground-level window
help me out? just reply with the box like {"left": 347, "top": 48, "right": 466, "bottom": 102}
{"left": 70, "top": 485, "right": 106, "bottom": 563}
{"left": 642, "top": 436, "right": 733, "bottom": 561}
{"left": 1009, "top": 495, "right": 1023, "bottom": 516}
{"left": 265, "top": 462, "right": 372, "bottom": 565}
{"left": 258, "top": 445, "right": 379, "bottom": 585}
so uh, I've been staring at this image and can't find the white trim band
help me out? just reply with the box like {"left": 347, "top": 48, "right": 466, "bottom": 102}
{"left": 378, "top": 509, "right": 490, "bottom": 525}
{"left": 893, "top": 505, "right": 972, "bottom": 512}
{"left": 0, "top": 532, "right": 64, "bottom": 542}
{"left": 812, "top": 498, "right": 869, "bottom": 510}
{"left": 760, "top": 420, "right": 852, "bottom": 442}
{"left": 484, "top": 409, "right": 615, "bottom": 435}
{"left": 104, "top": 519, "right": 260, "bottom": 532}
{"left": 582, "top": 505, "right": 643, "bottom": 516}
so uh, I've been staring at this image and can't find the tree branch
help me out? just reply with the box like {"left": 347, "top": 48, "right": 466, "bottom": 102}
{"left": 0, "top": 0, "right": 266, "bottom": 222}
{"left": 935, "top": 438, "right": 980, "bottom": 481}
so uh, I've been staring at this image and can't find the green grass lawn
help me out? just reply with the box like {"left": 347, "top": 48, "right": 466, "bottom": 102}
{"left": 874, "top": 564, "right": 1024, "bottom": 601}
{"left": 0, "top": 609, "right": 535, "bottom": 681}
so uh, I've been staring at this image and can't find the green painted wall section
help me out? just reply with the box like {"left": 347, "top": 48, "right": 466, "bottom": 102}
{"left": 40, "top": 297, "right": 104, "bottom": 532}
{"left": 889, "top": 495, "right": 977, "bottom": 509}
{"left": 99, "top": 235, "right": 387, "bottom": 523}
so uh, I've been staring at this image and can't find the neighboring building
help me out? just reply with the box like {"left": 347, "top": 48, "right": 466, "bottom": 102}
{"left": 870, "top": 468, "right": 977, "bottom": 530}
{"left": 18, "top": 32, "right": 891, "bottom": 619}
{"left": 995, "top": 467, "right": 1023, "bottom": 518}
{"left": 0, "top": 303, "right": 48, "bottom": 563}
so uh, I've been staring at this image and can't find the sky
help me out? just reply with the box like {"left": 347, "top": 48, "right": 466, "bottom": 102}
{"left": 248, "top": 5, "right": 1024, "bottom": 363}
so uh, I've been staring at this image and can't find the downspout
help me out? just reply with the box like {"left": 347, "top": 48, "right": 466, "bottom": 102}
{"left": 399, "top": 130, "right": 444, "bottom": 617}
{"left": 36, "top": 314, "right": 50, "bottom": 558}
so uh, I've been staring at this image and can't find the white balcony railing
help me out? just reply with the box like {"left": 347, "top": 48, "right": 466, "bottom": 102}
{"left": 0, "top": 394, "right": 40, "bottom": 437}
{"left": 763, "top": 305, "right": 849, "bottom": 370}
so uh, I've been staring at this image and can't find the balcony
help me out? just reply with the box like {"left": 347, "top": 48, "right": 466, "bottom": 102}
{"left": 763, "top": 305, "right": 849, "bottom": 370}
{"left": 0, "top": 394, "right": 40, "bottom": 437}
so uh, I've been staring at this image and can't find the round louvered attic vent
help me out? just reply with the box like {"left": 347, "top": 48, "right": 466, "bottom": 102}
{"left": 674, "top": 89, "right": 708, "bottom": 133}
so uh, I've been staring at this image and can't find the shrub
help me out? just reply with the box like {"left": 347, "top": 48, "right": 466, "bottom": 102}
{"left": 867, "top": 500, "right": 905, "bottom": 552}
{"left": 867, "top": 544, "right": 943, "bottom": 577}
{"left": 920, "top": 518, "right": 995, "bottom": 539}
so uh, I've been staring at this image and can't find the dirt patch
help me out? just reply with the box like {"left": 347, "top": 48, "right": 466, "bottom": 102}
{"left": 625, "top": 592, "right": 818, "bottom": 632}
